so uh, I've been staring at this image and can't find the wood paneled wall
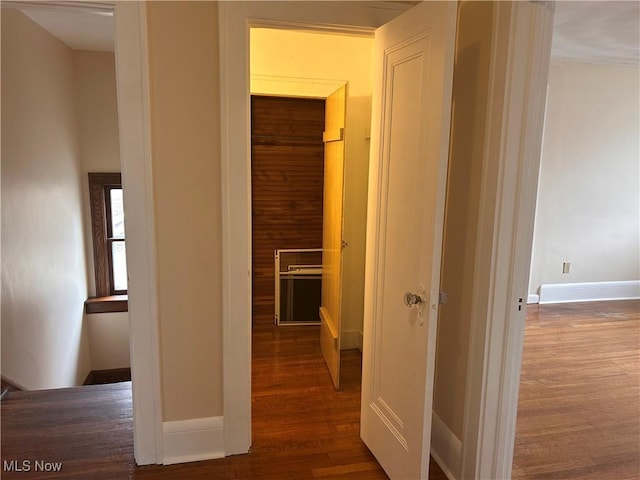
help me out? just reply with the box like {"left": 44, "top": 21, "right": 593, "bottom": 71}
{"left": 251, "top": 96, "right": 325, "bottom": 323}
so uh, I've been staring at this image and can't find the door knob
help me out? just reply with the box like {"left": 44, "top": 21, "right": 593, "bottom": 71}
{"left": 404, "top": 292, "right": 424, "bottom": 307}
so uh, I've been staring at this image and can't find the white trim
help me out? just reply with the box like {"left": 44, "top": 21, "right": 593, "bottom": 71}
{"left": 251, "top": 74, "right": 345, "bottom": 98}
{"left": 430, "top": 412, "right": 461, "bottom": 480}
{"left": 162, "top": 417, "right": 224, "bottom": 465}
{"left": 539, "top": 280, "right": 640, "bottom": 304}
{"left": 114, "top": 2, "right": 163, "bottom": 465}
{"left": 1, "top": 1, "right": 114, "bottom": 14}
{"left": 218, "top": 2, "right": 415, "bottom": 456}
{"left": 340, "top": 330, "right": 363, "bottom": 351}
{"left": 527, "top": 294, "right": 540, "bottom": 304}
{"left": 250, "top": 19, "right": 375, "bottom": 38}
{"left": 0, "top": 375, "right": 28, "bottom": 392}
{"left": 218, "top": 1, "right": 252, "bottom": 455}
{"left": 460, "top": 2, "right": 554, "bottom": 479}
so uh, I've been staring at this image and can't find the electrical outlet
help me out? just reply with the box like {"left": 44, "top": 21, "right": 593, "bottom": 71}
{"left": 562, "top": 262, "right": 571, "bottom": 274}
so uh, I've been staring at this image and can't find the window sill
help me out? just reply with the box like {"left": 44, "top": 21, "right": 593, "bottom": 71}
{"left": 85, "top": 295, "right": 128, "bottom": 314}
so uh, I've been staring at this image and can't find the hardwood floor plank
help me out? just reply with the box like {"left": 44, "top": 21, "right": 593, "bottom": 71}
{"left": 512, "top": 300, "right": 640, "bottom": 480}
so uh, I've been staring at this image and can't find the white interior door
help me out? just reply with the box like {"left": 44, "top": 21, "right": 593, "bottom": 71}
{"left": 360, "top": 2, "right": 457, "bottom": 479}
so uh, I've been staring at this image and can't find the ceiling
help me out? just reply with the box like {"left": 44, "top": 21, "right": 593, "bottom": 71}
{"left": 14, "top": 2, "right": 115, "bottom": 52}
{"left": 9, "top": 1, "right": 640, "bottom": 66}
{"left": 552, "top": 1, "right": 639, "bottom": 66}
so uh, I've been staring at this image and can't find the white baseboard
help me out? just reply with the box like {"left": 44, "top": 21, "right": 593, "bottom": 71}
{"left": 527, "top": 294, "right": 539, "bottom": 304}
{"left": 430, "top": 412, "right": 461, "bottom": 480}
{"left": 163, "top": 416, "right": 224, "bottom": 465}
{"left": 538, "top": 280, "right": 640, "bottom": 305}
{"left": 1, "top": 374, "right": 28, "bottom": 391}
{"left": 341, "top": 330, "right": 363, "bottom": 352}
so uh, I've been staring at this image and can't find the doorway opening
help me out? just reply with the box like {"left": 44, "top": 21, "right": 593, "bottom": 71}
{"left": 1, "top": 3, "right": 132, "bottom": 391}
{"left": 248, "top": 25, "right": 381, "bottom": 474}
{"left": 248, "top": 24, "right": 370, "bottom": 415}
{"left": 248, "top": 26, "right": 373, "bottom": 381}
{"left": 0, "top": 0, "right": 145, "bottom": 468}
{"left": 247, "top": 20, "right": 452, "bottom": 478}
{"left": 250, "top": 84, "right": 368, "bottom": 457}
{"left": 512, "top": 3, "right": 640, "bottom": 477}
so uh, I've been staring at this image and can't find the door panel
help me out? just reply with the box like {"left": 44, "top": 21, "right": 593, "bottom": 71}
{"left": 361, "top": 2, "right": 457, "bottom": 479}
{"left": 320, "top": 84, "right": 347, "bottom": 390}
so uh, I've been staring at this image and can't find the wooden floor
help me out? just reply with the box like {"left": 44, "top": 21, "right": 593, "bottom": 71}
{"left": 1, "top": 323, "right": 445, "bottom": 479}
{"left": 513, "top": 300, "right": 640, "bottom": 480}
{"left": 1, "top": 382, "right": 134, "bottom": 479}
{"left": 2, "top": 301, "right": 637, "bottom": 479}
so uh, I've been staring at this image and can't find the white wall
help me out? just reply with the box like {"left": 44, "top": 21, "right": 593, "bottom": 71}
{"left": 74, "top": 50, "right": 122, "bottom": 296}
{"left": 250, "top": 28, "right": 373, "bottom": 346}
{"left": 86, "top": 313, "right": 130, "bottom": 370}
{"left": 74, "top": 50, "right": 131, "bottom": 370}
{"left": 1, "top": 9, "right": 91, "bottom": 389}
{"left": 529, "top": 63, "right": 640, "bottom": 297}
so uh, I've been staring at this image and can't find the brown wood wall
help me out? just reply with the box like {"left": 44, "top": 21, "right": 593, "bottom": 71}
{"left": 251, "top": 96, "right": 326, "bottom": 324}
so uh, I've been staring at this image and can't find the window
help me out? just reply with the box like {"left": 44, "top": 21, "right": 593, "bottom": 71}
{"left": 88, "top": 173, "right": 128, "bottom": 298}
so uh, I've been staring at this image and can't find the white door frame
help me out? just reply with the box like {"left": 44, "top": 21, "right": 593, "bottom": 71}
{"left": 222, "top": 0, "right": 554, "bottom": 475}
{"left": 459, "top": 2, "right": 553, "bottom": 478}
{"left": 114, "top": 2, "right": 163, "bottom": 465}
{"left": 218, "top": 0, "right": 413, "bottom": 455}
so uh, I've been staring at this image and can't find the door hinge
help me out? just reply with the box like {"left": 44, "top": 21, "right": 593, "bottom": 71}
{"left": 439, "top": 291, "right": 448, "bottom": 305}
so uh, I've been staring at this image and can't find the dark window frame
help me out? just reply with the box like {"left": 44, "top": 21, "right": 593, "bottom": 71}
{"left": 88, "top": 173, "right": 127, "bottom": 298}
